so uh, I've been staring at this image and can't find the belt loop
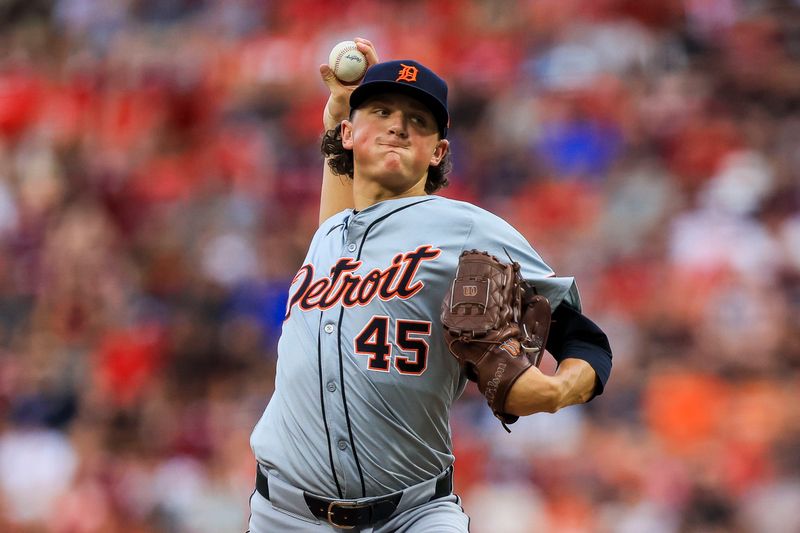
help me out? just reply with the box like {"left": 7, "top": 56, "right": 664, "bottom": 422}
{"left": 255, "top": 465, "right": 269, "bottom": 500}
{"left": 392, "top": 466, "right": 452, "bottom": 517}
{"left": 432, "top": 465, "right": 453, "bottom": 501}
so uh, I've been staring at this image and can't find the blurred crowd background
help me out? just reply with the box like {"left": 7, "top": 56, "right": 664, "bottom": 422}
{"left": 0, "top": 0, "right": 798, "bottom": 532}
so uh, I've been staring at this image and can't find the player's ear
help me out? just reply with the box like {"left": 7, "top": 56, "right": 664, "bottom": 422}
{"left": 430, "top": 139, "right": 449, "bottom": 166}
{"left": 341, "top": 120, "right": 354, "bottom": 150}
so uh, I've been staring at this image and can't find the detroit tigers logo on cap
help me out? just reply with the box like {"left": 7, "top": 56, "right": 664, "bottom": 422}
{"left": 396, "top": 64, "right": 419, "bottom": 83}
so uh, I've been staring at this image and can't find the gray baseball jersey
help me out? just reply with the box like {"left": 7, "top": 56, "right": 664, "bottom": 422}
{"left": 250, "top": 195, "right": 580, "bottom": 499}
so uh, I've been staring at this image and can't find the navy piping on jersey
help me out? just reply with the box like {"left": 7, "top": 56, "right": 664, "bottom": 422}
{"left": 335, "top": 306, "right": 364, "bottom": 495}
{"left": 326, "top": 223, "right": 345, "bottom": 236}
{"left": 354, "top": 198, "right": 436, "bottom": 262}
{"left": 317, "top": 312, "right": 343, "bottom": 497}
{"left": 333, "top": 197, "right": 436, "bottom": 498}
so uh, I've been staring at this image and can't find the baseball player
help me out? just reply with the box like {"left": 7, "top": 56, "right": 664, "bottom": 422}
{"left": 247, "top": 39, "right": 612, "bottom": 532}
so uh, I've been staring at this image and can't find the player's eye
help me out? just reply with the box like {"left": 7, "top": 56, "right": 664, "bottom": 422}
{"left": 410, "top": 115, "right": 427, "bottom": 126}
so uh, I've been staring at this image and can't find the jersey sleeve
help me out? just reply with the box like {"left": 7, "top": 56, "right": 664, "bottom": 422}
{"left": 465, "top": 209, "right": 581, "bottom": 312}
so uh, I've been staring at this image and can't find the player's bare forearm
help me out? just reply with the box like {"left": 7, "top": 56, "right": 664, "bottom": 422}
{"left": 505, "top": 359, "right": 597, "bottom": 416}
{"left": 319, "top": 87, "right": 355, "bottom": 225}
{"left": 320, "top": 165, "right": 354, "bottom": 224}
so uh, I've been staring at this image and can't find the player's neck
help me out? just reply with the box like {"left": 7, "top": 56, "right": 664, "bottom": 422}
{"left": 352, "top": 175, "right": 427, "bottom": 210}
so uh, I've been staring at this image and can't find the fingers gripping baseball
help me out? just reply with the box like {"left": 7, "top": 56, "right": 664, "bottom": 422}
{"left": 321, "top": 38, "right": 379, "bottom": 130}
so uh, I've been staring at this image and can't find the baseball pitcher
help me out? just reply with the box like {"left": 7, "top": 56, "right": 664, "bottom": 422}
{"left": 247, "top": 38, "right": 612, "bottom": 532}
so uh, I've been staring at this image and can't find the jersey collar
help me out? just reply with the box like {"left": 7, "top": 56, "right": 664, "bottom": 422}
{"left": 348, "top": 195, "right": 437, "bottom": 222}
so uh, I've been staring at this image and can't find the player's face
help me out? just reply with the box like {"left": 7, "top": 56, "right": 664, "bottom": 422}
{"left": 341, "top": 93, "right": 448, "bottom": 195}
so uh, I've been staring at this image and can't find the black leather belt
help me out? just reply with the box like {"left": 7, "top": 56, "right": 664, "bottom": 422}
{"left": 255, "top": 466, "right": 453, "bottom": 529}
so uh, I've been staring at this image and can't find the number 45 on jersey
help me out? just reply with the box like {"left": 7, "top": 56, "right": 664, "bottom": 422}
{"left": 354, "top": 316, "right": 431, "bottom": 376}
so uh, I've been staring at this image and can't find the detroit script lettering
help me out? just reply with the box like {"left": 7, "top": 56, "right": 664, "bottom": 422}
{"left": 285, "top": 245, "right": 441, "bottom": 317}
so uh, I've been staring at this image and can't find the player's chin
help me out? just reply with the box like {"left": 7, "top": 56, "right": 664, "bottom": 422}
{"left": 381, "top": 149, "right": 405, "bottom": 163}
{"left": 368, "top": 154, "right": 426, "bottom": 184}
{"left": 376, "top": 156, "right": 408, "bottom": 176}
{"left": 370, "top": 167, "right": 420, "bottom": 190}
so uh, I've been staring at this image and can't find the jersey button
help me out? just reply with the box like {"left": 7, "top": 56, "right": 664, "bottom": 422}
{"left": 327, "top": 382, "right": 336, "bottom": 392}
{"left": 324, "top": 324, "right": 335, "bottom": 334}
{"left": 337, "top": 440, "right": 348, "bottom": 450}
{"left": 347, "top": 243, "right": 357, "bottom": 252}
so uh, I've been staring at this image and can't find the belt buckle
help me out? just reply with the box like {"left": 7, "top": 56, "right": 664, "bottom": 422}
{"left": 326, "top": 500, "right": 363, "bottom": 530}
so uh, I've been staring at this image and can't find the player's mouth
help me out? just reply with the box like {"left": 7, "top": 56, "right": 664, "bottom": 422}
{"left": 377, "top": 140, "right": 410, "bottom": 149}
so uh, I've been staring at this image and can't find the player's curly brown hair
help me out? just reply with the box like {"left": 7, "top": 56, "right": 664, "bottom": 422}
{"left": 321, "top": 123, "right": 451, "bottom": 194}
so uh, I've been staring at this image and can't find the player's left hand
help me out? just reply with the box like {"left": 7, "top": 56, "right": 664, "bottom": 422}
{"left": 321, "top": 37, "right": 379, "bottom": 130}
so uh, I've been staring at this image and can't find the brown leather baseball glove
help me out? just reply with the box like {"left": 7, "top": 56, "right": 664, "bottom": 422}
{"left": 441, "top": 250, "right": 551, "bottom": 430}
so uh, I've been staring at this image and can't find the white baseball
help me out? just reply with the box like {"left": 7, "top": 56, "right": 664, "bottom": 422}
{"left": 328, "top": 41, "right": 368, "bottom": 83}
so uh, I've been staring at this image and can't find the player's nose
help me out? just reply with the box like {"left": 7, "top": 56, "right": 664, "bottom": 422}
{"left": 386, "top": 111, "right": 409, "bottom": 138}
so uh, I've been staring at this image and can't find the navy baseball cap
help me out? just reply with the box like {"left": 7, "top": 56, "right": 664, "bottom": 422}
{"left": 350, "top": 60, "right": 449, "bottom": 138}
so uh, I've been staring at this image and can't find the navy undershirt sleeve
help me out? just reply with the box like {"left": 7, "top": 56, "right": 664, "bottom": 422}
{"left": 545, "top": 303, "right": 613, "bottom": 398}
